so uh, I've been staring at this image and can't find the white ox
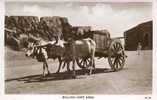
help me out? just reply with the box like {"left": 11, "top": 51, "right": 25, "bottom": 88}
{"left": 25, "top": 38, "right": 96, "bottom": 78}
{"left": 25, "top": 40, "right": 69, "bottom": 76}
{"left": 55, "top": 38, "right": 96, "bottom": 77}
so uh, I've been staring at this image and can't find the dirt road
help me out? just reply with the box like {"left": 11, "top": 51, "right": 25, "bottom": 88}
{"left": 5, "top": 49, "right": 152, "bottom": 94}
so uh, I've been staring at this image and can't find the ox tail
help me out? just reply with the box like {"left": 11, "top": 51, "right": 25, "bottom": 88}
{"left": 88, "top": 38, "right": 96, "bottom": 47}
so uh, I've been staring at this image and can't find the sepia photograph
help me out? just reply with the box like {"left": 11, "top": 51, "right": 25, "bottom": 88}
{"left": 3, "top": 0, "right": 153, "bottom": 96}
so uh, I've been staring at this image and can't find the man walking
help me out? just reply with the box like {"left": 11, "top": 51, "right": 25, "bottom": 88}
{"left": 137, "top": 42, "right": 142, "bottom": 55}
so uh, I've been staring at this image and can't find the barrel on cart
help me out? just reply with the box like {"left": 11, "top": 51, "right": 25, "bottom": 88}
{"left": 76, "top": 30, "right": 126, "bottom": 71}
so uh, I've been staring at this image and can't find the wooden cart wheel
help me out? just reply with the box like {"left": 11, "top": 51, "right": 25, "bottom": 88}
{"left": 108, "top": 39, "right": 126, "bottom": 71}
{"left": 76, "top": 57, "right": 91, "bottom": 69}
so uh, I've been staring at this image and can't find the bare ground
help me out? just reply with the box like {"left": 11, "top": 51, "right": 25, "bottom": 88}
{"left": 5, "top": 48, "right": 152, "bottom": 94}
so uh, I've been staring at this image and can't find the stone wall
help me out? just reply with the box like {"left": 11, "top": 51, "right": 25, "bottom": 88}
{"left": 124, "top": 21, "right": 152, "bottom": 50}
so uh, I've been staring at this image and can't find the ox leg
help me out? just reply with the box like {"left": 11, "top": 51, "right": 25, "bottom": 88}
{"left": 90, "top": 58, "right": 95, "bottom": 69}
{"left": 93, "top": 58, "right": 95, "bottom": 69}
{"left": 72, "top": 60, "right": 76, "bottom": 78}
{"left": 43, "top": 62, "right": 46, "bottom": 77}
{"left": 89, "top": 57, "right": 94, "bottom": 75}
{"left": 56, "top": 58, "right": 62, "bottom": 73}
{"left": 45, "top": 61, "right": 50, "bottom": 75}
{"left": 62, "top": 61, "right": 66, "bottom": 69}
{"left": 91, "top": 58, "right": 96, "bottom": 74}
{"left": 89, "top": 65, "right": 92, "bottom": 75}
{"left": 67, "top": 61, "right": 71, "bottom": 72}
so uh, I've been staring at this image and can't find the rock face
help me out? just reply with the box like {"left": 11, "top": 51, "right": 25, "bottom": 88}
{"left": 124, "top": 21, "right": 152, "bottom": 50}
{"left": 5, "top": 16, "right": 40, "bottom": 50}
{"left": 5, "top": 16, "right": 72, "bottom": 50}
{"left": 39, "top": 16, "right": 72, "bottom": 40}
{"left": 5, "top": 16, "right": 113, "bottom": 51}
{"left": 5, "top": 16, "right": 39, "bottom": 35}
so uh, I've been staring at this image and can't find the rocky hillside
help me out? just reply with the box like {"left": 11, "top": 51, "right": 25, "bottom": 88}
{"left": 5, "top": 16, "right": 73, "bottom": 50}
{"left": 5, "top": 16, "right": 112, "bottom": 51}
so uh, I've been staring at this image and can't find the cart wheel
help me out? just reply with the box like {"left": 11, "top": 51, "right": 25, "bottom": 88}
{"left": 108, "top": 39, "right": 126, "bottom": 71}
{"left": 76, "top": 57, "right": 91, "bottom": 69}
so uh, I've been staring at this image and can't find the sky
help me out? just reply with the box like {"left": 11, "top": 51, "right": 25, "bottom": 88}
{"left": 5, "top": 0, "right": 153, "bottom": 2}
{"left": 5, "top": 2, "right": 152, "bottom": 37}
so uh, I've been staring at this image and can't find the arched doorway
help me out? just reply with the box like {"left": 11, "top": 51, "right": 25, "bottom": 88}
{"left": 143, "top": 33, "right": 149, "bottom": 49}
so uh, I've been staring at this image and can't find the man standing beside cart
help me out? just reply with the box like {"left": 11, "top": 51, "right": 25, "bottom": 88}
{"left": 137, "top": 42, "right": 142, "bottom": 55}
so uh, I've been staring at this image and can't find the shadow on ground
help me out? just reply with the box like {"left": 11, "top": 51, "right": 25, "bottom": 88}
{"left": 5, "top": 68, "right": 117, "bottom": 83}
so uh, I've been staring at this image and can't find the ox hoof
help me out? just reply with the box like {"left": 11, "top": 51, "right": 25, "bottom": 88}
{"left": 86, "top": 69, "right": 93, "bottom": 75}
{"left": 42, "top": 74, "right": 46, "bottom": 78}
{"left": 46, "top": 73, "right": 51, "bottom": 76}
{"left": 111, "top": 69, "right": 116, "bottom": 72}
{"left": 88, "top": 72, "right": 92, "bottom": 76}
{"left": 48, "top": 71, "right": 51, "bottom": 74}
{"left": 72, "top": 75, "right": 76, "bottom": 79}
{"left": 56, "top": 70, "right": 59, "bottom": 74}
{"left": 56, "top": 71, "right": 60, "bottom": 74}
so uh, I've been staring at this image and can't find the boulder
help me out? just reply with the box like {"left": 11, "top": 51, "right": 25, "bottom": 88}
{"left": 5, "top": 16, "right": 40, "bottom": 50}
{"left": 39, "top": 16, "right": 72, "bottom": 41}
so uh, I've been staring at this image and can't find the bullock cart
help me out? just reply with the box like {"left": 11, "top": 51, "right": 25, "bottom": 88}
{"left": 76, "top": 30, "right": 126, "bottom": 71}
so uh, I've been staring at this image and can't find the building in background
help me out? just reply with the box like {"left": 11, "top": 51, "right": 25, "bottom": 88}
{"left": 124, "top": 21, "right": 152, "bottom": 50}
